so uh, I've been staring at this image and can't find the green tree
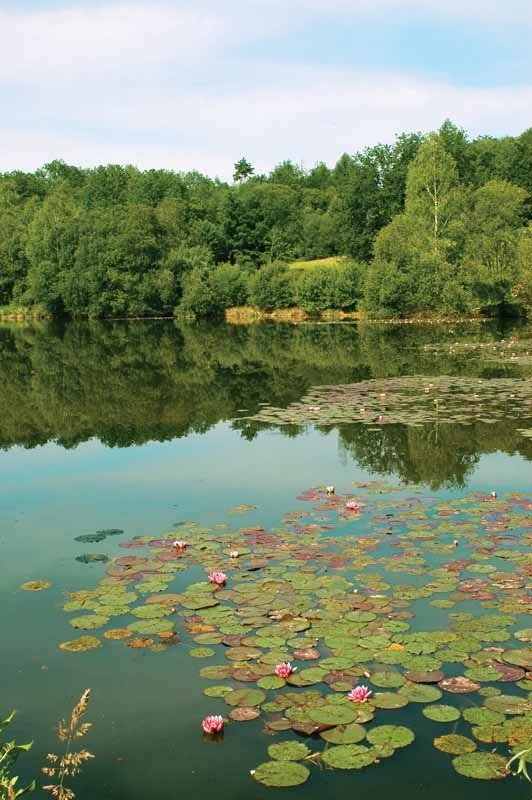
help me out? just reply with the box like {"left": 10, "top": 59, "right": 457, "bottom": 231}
{"left": 464, "top": 180, "right": 528, "bottom": 311}
{"left": 248, "top": 263, "right": 295, "bottom": 310}
{"left": 233, "top": 158, "right": 255, "bottom": 183}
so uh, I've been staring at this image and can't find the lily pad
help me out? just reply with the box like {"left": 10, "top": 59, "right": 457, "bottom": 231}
{"left": 321, "top": 744, "right": 376, "bottom": 770}
{"left": 422, "top": 705, "right": 461, "bottom": 722}
{"left": 434, "top": 735, "right": 477, "bottom": 755}
{"left": 367, "top": 725, "right": 414, "bottom": 748}
{"left": 267, "top": 742, "right": 311, "bottom": 761}
{"left": 59, "top": 635, "right": 101, "bottom": 652}
{"left": 225, "top": 688, "right": 266, "bottom": 707}
{"left": 452, "top": 752, "right": 509, "bottom": 780}
{"left": 320, "top": 723, "right": 367, "bottom": 744}
{"left": 229, "top": 707, "right": 261, "bottom": 722}
{"left": 484, "top": 695, "right": 531, "bottom": 715}
{"left": 20, "top": 580, "right": 52, "bottom": 591}
{"left": 307, "top": 704, "right": 358, "bottom": 725}
{"left": 252, "top": 761, "right": 309, "bottom": 787}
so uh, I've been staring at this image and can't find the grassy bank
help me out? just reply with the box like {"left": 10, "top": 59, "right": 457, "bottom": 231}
{"left": 0, "top": 305, "right": 51, "bottom": 321}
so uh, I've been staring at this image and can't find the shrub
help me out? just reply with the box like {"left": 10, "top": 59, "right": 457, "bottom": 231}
{"left": 248, "top": 263, "right": 295, "bottom": 310}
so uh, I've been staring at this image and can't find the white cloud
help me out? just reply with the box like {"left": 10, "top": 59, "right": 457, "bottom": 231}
{"left": 0, "top": 1, "right": 530, "bottom": 177}
{"left": 1, "top": 65, "right": 531, "bottom": 178}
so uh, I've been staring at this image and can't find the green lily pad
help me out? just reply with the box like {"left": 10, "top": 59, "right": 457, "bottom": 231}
{"left": 69, "top": 614, "right": 110, "bottom": 630}
{"left": 252, "top": 761, "right": 309, "bottom": 787}
{"left": 267, "top": 742, "right": 311, "bottom": 761}
{"left": 367, "top": 725, "right": 414, "bottom": 748}
{"left": 321, "top": 744, "right": 376, "bottom": 770}
{"left": 462, "top": 708, "right": 505, "bottom": 726}
{"left": 370, "top": 671, "right": 405, "bottom": 689}
{"left": 372, "top": 692, "right": 408, "bottom": 709}
{"left": 484, "top": 695, "right": 531, "bottom": 715}
{"left": 422, "top": 705, "right": 461, "bottom": 722}
{"left": 398, "top": 683, "right": 442, "bottom": 703}
{"left": 189, "top": 647, "right": 215, "bottom": 658}
{"left": 308, "top": 704, "right": 359, "bottom": 725}
{"left": 452, "top": 752, "right": 509, "bottom": 780}
{"left": 225, "top": 688, "right": 266, "bottom": 707}
{"left": 320, "top": 723, "right": 367, "bottom": 744}
{"left": 257, "top": 676, "right": 286, "bottom": 690}
{"left": 203, "top": 685, "right": 233, "bottom": 698}
{"left": 59, "top": 635, "right": 101, "bottom": 652}
{"left": 434, "top": 735, "right": 477, "bottom": 755}
{"left": 502, "top": 648, "right": 532, "bottom": 669}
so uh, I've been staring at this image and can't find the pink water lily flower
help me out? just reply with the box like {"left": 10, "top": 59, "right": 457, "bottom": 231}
{"left": 229, "top": 551, "right": 239, "bottom": 558}
{"left": 275, "top": 662, "right": 296, "bottom": 678}
{"left": 345, "top": 501, "right": 362, "bottom": 512}
{"left": 202, "top": 715, "right": 224, "bottom": 734}
{"left": 308, "top": 405, "right": 321, "bottom": 412}
{"left": 208, "top": 571, "right": 227, "bottom": 586}
{"left": 173, "top": 539, "right": 187, "bottom": 550}
{"left": 348, "top": 685, "right": 372, "bottom": 703}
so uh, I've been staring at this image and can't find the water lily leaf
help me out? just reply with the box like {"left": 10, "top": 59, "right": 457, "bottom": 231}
{"left": 103, "top": 629, "right": 132, "bottom": 640}
{"left": 76, "top": 554, "right": 109, "bottom": 564}
{"left": 320, "top": 723, "right": 367, "bottom": 744}
{"left": 127, "top": 619, "right": 174, "bottom": 635}
{"left": 370, "top": 671, "right": 405, "bottom": 689}
{"left": 200, "top": 665, "right": 232, "bottom": 680}
{"left": 267, "top": 742, "right": 311, "bottom": 761}
{"left": 434, "top": 735, "right": 477, "bottom": 755}
{"left": 189, "top": 647, "right": 215, "bottom": 658}
{"left": 229, "top": 707, "right": 261, "bottom": 722}
{"left": 225, "top": 688, "right": 266, "bottom": 707}
{"left": 59, "top": 635, "right": 101, "bottom": 652}
{"left": 257, "top": 676, "right": 286, "bottom": 690}
{"left": 69, "top": 614, "right": 110, "bottom": 630}
{"left": 20, "top": 580, "right": 52, "bottom": 591}
{"left": 321, "top": 744, "right": 376, "bottom": 770}
{"left": 203, "top": 685, "right": 233, "bottom": 698}
{"left": 252, "top": 761, "right": 309, "bottom": 787}
{"left": 404, "top": 670, "right": 444, "bottom": 684}
{"left": 372, "top": 692, "right": 408, "bottom": 709}
{"left": 422, "top": 705, "right": 461, "bottom": 722}
{"left": 307, "top": 704, "right": 359, "bottom": 725}
{"left": 367, "top": 724, "right": 414, "bottom": 748}
{"left": 484, "top": 695, "right": 531, "bottom": 715}
{"left": 452, "top": 752, "right": 509, "bottom": 780}
{"left": 502, "top": 648, "right": 532, "bottom": 669}
{"left": 462, "top": 708, "right": 505, "bottom": 726}
{"left": 398, "top": 683, "right": 442, "bottom": 703}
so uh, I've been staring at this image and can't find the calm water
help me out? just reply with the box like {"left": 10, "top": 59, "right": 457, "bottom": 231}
{"left": 0, "top": 319, "right": 531, "bottom": 800}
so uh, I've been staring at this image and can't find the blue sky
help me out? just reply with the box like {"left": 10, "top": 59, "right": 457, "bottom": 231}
{"left": 2, "top": 0, "right": 531, "bottom": 178}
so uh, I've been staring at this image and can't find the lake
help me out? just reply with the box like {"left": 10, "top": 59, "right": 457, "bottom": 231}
{"left": 1, "top": 318, "right": 531, "bottom": 800}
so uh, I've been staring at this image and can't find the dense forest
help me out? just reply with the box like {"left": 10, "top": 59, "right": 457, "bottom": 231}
{"left": 1, "top": 120, "right": 531, "bottom": 319}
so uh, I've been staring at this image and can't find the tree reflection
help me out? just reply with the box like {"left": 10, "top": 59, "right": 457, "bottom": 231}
{"left": 0, "top": 319, "right": 530, "bottom": 487}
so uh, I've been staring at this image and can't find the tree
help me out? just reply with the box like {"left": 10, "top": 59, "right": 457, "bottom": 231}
{"left": 464, "top": 180, "right": 528, "bottom": 310}
{"left": 233, "top": 158, "right": 254, "bottom": 184}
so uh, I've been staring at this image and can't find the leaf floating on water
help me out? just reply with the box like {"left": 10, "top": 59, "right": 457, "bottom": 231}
{"left": 267, "top": 742, "right": 311, "bottom": 761}
{"left": 422, "top": 705, "right": 461, "bottom": 722}
{"left": 451, "top": 752, "right": 509, "bottom": 780}
{"left": 321, "top": 744, "right": 377, "bottom": 770}
{"left": 367, "top": 725, "right": 415, "bottom": 748}
{"left": 434, "top": 735, "right": 477, "bottom": 755}
{"left": 20, "top": 580, "right": 52, "bottom": 591}
{"left": 59, "top": 635, "right": 101, "bottom": 652}
{"left": 76, "top": 554, "right": 109, "bottom": 564}
{"left": 252, "top": 761, "right": 310, "bottom": 787}
{"left": 229, "top": 707, "right": 261, "bottom": 722}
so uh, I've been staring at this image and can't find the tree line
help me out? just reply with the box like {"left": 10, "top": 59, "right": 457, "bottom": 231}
{"left": 0, "top": 120, "right": 531, "bottom": 318}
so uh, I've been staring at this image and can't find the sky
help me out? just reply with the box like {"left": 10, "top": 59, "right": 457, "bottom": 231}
{"left": 2, "top": 0, "right": 532, "bottom": 179}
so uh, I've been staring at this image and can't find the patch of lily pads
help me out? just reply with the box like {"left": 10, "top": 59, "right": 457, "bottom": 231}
{"left": 27, "top": 482, "right": 532, "bottom": 789}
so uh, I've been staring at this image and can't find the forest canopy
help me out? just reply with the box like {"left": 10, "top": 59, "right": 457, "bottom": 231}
{"left": 0, "top": 120, "right": 531, "bottom": 319}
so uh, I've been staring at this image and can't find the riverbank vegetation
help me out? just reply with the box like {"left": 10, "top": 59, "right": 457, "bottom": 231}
{"left": 0, "top": 121, "right": 530, "bottom": 319}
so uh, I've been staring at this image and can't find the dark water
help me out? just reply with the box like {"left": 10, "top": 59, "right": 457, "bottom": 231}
{"left": 0, "top": 319, "right": 530, "bottom": 800}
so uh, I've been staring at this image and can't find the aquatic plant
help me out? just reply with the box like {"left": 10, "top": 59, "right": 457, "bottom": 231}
{"left": 202, "top": 716, "right": 224, "bottom": 735}
{"left": 0, "top": 712, "right": 34, "bottom": 800}
{"left": 348, "top": 686, "right": 372, "bottom": 703}
{"left": 42, "top": 690, "right": 94, "bottom": 800}
{"left": 274, "top": 662, "right": 296, "bottom": 678}
{"left": 506, "top": 745, "right": 532, "bottom": 782}
{"left": 207, "top": 572, "right": 227, "bottom": 586}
